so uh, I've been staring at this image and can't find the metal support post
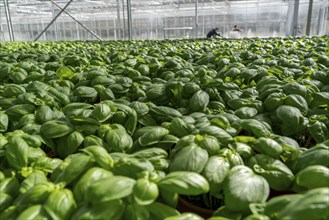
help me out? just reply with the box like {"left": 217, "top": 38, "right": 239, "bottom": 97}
{"left": 286, "top": 0, "right": 294, "bottom": 36}
{"left": 0, "top": 5, "right": 4, "bottom": 41}
{"left": 195, "top": 0, "right": 198, "bottom": 38}
{"left": 51, "top": 1, "right": 58, "bottom": 41}
{"left": 34, "top": 0, "right": 73, "bottom": 41}
{"left": 126, "top": 0, "right": 132, "bottom": 40}
{"left": 76, "top": 22, "right": 80, "bottom": 40}
{"left": 316, "top": 7, "right": 324, "bottom": 35}
{"left": 7, "top": 0, "right": 14, "bottom": 41}
{"left": 3, "top": 0, "right": 14, "bottom": 41}
{"left": 306, "top": 0, "right": 313, "bottom": 36}
{"left": 41, "top": 21, "right": 46, "bottom": 41}
{"left": 49, "top": 0, "right": 102, "bottom": 40}
{"left": 292, "top": 0, "right": 300, "bottom": 36}
{"left": 156, "top": 17, "right": 158, "bottom": 39}
{"left": 116, "top": 0, "right": 122, "bottom": 39}
{"left": 122, "top": 0, "right": 126, "bottom": 39}
{"left": 114, "top": 19, "right": 116, "bottom": 40}
{"left": 164, "top": 18, "right": 166, "bottom": 39}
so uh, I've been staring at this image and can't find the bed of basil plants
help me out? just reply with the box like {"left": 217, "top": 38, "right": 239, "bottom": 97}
{"left": 0, "top": 36, "right": 328, "bottom": 220}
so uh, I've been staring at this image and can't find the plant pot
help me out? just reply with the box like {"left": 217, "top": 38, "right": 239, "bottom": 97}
{"left": 177, "top": 196, "right": 214, "bottom": 219}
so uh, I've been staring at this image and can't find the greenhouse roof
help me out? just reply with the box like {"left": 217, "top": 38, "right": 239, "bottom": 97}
{"left": 4, "top": 0, "right": 298, "bottom": 19}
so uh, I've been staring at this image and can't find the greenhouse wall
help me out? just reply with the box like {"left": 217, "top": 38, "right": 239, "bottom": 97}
{"left": 0, "top": 0, "right": 328, "bottom": 42}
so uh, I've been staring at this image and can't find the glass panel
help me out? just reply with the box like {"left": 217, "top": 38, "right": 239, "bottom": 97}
{"left": 0, "top": 0, "right": 328, "bottom": 41}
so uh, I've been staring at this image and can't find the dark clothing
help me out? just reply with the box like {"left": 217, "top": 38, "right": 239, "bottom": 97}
{"left": 232, "top": 27, "right": 242, "bottom": 32}
{"left": 207, "top": 29, "right": 221, "bottom": 38}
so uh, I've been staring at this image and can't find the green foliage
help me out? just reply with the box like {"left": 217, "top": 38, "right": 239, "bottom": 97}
{"left": 0, "top": 36, "right": 328, "bottom": 219}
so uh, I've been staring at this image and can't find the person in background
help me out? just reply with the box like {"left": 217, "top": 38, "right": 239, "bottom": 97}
{"left": 207, "top": 27, "right": 221, "bottom": 38}
{"left": 232, "top": 25, "right": 243, "bottom": 33}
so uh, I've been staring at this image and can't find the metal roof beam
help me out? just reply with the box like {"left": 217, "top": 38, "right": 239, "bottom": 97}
{"left": 50, "top": 0, "right": 102, "bottom": 40}
{"left": 34, "top": 0, "right": 73, "bottom": 41}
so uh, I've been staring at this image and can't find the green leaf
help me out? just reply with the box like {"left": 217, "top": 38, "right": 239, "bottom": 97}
{"left": 195, "top": 134, "right": 221, "bottom": 156}
{"left": 44, "top": 189, "right": 77, "bottom": 220}
{"left": 169, "top": 118, "right": 194, "bottom": 138}
{"left": 264, "top": 194, "right": 302, "bottom": 219}
{"left": 0, "top": 177, "right": 20, "bottom": 197}
{"left": 81, "top": 145, "right": 114, "bottom": 169}
{"left": 71, "top": 200, "right": 125, "bottom": 220}
{"left": 16, "top": 204, "right": 49, "bottom": 220}
{"left": 235, "top": 107, "right": 258, "bottom": 119}
{"left": 5, "top": 104, "right": 36, "bottom": 119}
{"left": 199, "top": 125, "right": 233, "bottom": 145}
{"left": 123, "top": 203, "right": 150, "bottom": 220}
{"left": 19, "top": 171, "right": 48, "bottom": 194}
{"left": 223, "top": 165, "right": 269, "bottom": 213}
{"left": 105, "top": 125, "right": 133, "bottom": 153}
{"left": 263, "top": 92, "right": 285, "bottom": 112}
{"left": 86, "top": 176, "right": 136, "bottom": 203}
{"left": 308, "top": 121, "right": 329, "bottom": 143}
{"left": 132, "top": 147, "right": 168, "bottom": 160}
{"left": 91, "top": 103, "right": 113, "bottom": 122}
{"left": 293, "top": 165, "right": 329, "bottom": 192}
{"left": 283, "top": 94, "right": 308, "bottom": 115}
{"left": 40, "top": 119, "right": 74, "bottom": 139}
{"left": 0, "top": 112, "right": 9, "bottom": 133}
{"left": 202, "top": 156, "right": 230, "bottom": 196}
{"left": 218, "top": 148, "right": 244, "bottom": 167}
{"left": 189, "top": 90, "right": 210, "bottom": 112}
{"left": 282, "top": 82, "right": 307, "bottom": 97}
{"left": 56, "top": 66, "right": 75, "bottom": 79}
{"left": 0, "top": 193, "right": 12, "bottom": 212}
{"left": 253, "top": 137, "right": 283, "bottom": 158}
{"left": 164, "top": 213, "right": 204, "bottom": 220}
{"left": 130, "top": 101, "right": 149, "bottom": 117}
{"left": 240, "top": 119, "right": 271, "bottom": 138}
{"left": 248, "top": 154, "right": 294, "bottom": 191}
{"left": 31, "top": 157, "right": 62, "bottom": 173}
{"left": 146, "top": 202, "right": 180, "bottom": 220}
{"left": 150, "top": 106, "right": 182, "bottom": 119}
{"left": 311, "top": 92, "right": 329, "bottom": 107}
{"left": 138, "top": 126, "right": 169, "bottom": 146}
{"left": 276, "top": 105, "right": 304, "bottom": 128}
{"left": 5, "top": 136, "right": 29, "bottom": 170}
{"left": 169, "top": 145, "right": 208, "bottom": 173}
{"left": 278, "top": 188, "right": 329, "bottom": 220}
{"left": 35, "top": 105, "right": 55, "bottom": 124}
{"left": 14, "top": 182, "right": 55, "bottom": 207}
{"left": 57, "top": 131, "right": 84, "bottom": 157}
{"left": 158, "top": 171, "right": 209, "bottom": 195}
{"left": 56, "top": 153, "right": 94, "bottom": 185}
{"left": 292, "top": 144, "right": 329, "bottom": 173}
{"left": 133, "top": 178, "right": 159, "bottom": 205}
{"left": 229, "top": 142, "right": 253, "bottom": 159}
{"left": 73, "top": 86, "right": 98, "bottom": 98}
{"left": 73, "top": 167, "right": 113, "bottom": 203}
{"left": 111, "top": 157, "right": 154, "bottom": 179}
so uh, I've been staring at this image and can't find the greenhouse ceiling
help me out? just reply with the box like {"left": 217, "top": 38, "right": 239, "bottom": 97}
{"left": 5, "top": 0, "right": 294, "bottom": 19}
{"left": 1, "top": 0, "right": 328, "bottom": 41}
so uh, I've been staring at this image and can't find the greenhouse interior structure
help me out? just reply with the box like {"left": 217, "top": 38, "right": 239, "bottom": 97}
{"left": 1, "top": 0, "right": 329, "bottom": 41}
{"left": 0, "top": 0, "right": 329, "bottom": 220}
